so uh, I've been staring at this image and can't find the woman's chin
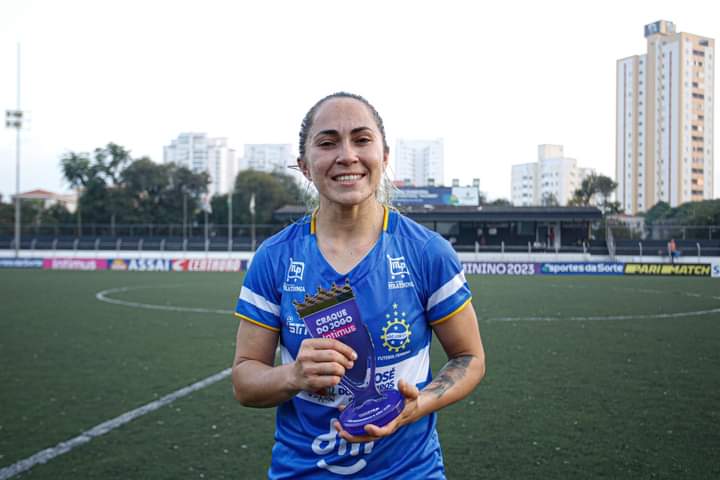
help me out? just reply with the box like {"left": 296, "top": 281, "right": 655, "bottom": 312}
{"left": 322, "top": 191, "right": 377, "bottom": 208}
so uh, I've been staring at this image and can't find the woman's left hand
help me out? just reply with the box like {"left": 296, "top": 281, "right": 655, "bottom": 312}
{"left": 334, "top": 379, "right": 423, "bottom": 443}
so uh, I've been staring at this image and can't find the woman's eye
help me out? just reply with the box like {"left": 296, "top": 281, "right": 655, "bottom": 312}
{"left": 355, "top": 137, "right": 371, "bottom": 145}
{"left": 318, "top": 141, "right": 335, "bottom": 147}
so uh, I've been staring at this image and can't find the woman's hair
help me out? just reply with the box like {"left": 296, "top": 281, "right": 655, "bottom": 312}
{"left": 298, "top": 92, "right": 394, "bottom": 204}
{"left": 298, "top": 92, "right": 390, "bottom": 160}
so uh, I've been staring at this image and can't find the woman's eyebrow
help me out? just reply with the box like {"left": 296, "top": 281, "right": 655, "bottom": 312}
{"left": 313, "top": 127, "right": 374, "bottom": 138}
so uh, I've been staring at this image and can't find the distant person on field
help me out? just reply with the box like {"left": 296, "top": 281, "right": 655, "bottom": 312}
{"left": 668, "top": 238, "right": 678, "bottom": 263}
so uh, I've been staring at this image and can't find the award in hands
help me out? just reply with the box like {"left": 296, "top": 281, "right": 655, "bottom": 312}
{"left": 293, "top": 281, "right": 404, "bottom": 436}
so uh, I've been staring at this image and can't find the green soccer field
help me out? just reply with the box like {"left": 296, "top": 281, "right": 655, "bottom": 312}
{"left": 1, "top": 270, "right": 719, "bottom": 479}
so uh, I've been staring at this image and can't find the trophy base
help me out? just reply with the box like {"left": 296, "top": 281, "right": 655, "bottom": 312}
{"left": 339, "top": 389, "right": 404, "bottom": 436}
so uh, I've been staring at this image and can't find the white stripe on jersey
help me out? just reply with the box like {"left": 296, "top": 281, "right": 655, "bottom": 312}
{"left": 426, "top": 271, "right": 466, "bottom": 311}
{"left": 239, "top": 286, "right": 280, "bottom": 317}
{"left": 281, "top": 344, "right": 431, "bottom": 408}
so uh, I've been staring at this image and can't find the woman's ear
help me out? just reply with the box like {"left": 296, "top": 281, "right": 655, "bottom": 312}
{"left": 297, "top": 157, "right": 311, "bottom": 180}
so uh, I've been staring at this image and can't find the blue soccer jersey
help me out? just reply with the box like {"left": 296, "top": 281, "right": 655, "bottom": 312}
{"left": 235, "top": 207, "right": 472, "bottom": 479}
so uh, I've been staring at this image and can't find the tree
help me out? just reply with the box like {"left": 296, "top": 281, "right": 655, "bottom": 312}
{"left": 541, "top": 192, "right": 559, "bottom": 207}
{"left": 644, "top": 199, "right": 720, "bottom": 226}
{"left": 486, "top": 198, "right": 512, "bottom": 207}
{"left": 643, "top": 201, "right": 671, "bottom": 225}
{"left": 569, "top": 173, "right": 621, "bottom": 214}
{"left": 60, "top": 143, "right": 210, "bottom": 226}
{"left": 60, "top": 143, "right": 133, "bottom": 225}
{"left": 231, "top": 170, "right": 305, "bottom": 224}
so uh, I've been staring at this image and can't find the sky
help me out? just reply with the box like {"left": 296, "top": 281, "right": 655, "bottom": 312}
{"left": 0, "top": 0, "right": 718, "bottom": 202}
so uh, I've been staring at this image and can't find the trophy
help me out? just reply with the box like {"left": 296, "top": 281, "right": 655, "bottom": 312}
{"left": 293, "top": 281, "right": 404, "bottom": 436}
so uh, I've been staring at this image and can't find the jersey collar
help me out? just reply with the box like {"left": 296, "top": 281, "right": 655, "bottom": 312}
{"left": 310, "top": 205, "right": 391, "bottom": 235}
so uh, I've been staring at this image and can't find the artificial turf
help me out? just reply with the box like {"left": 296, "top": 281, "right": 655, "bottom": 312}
{"left": 1, "top": 271, "right": 718, "bottom": 479}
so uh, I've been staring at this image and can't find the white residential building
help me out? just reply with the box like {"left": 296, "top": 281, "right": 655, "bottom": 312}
{"left": 163, "top": 133, "right": 236, "bottom": 195}
{"left": 511, "top": 145, "right": 595, "bottom": 206}
{"left": 394, "top": 139, "right": 444, "bottom": 186}
{"left": 616, "top": 20, "right": 714, "bottom": 214}
{"left": 239, "top": 144, "right": 294, "bottom": 173}
{"left": 208, "top": 138, "right": 236, "bottom": 195}
{"left": 237, "top": 143, "right": 306, "bottom": 185}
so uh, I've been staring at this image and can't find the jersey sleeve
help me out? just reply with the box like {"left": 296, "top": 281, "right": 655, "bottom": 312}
{"left": 421, "top": 235, "right": 472, "bottom": 325}
{"left": 234, "top": 244, "right": 282, "bottom": 332}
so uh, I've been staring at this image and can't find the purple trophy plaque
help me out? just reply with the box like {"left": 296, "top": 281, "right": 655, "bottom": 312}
{"left": 293, "top": 281, "right": 404, "bottom": 436}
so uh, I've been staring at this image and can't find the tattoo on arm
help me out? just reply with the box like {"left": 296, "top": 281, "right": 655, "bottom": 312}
{"left": 423, "top": 355, "right": 473, "bottom": 399}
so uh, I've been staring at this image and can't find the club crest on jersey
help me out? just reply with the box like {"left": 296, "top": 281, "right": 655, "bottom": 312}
{"left": 380, "top": 303, "right": 412, "bottom": 354}
{"left": 283, "top": 258, "right": 305, "bottom": 292}
{"left": 387, "top": 254, "right": 414, "bottom": 289}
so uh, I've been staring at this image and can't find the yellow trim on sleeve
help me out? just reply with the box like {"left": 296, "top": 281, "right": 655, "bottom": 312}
{"left": 429, "top": 297, "right": 472, "bottom": 327}
{"left": 233, "top": 312, "right": 281, "bottom": 332}
{"left": 382, "top": 205, "right": 389, "bottom": 231}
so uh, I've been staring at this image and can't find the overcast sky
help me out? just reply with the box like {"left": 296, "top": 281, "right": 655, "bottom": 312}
{"left": 0, "top": 0, "right": 718, "bottom": 201}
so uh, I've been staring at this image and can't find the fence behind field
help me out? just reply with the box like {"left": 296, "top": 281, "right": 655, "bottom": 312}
{"left": 1, "top": 222, "right": 720, "bottom": 256}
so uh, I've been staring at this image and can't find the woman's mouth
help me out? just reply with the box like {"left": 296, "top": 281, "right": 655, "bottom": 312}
{"left": 333, "top": 174, "right": 365, "bottom": 183}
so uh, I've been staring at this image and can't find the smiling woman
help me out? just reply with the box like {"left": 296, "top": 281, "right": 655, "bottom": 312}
{"left": 298, "top": 92, "right": 393, "bottom": 208}
{"left": 230, "top": 93, "right": 485, "bottom": 479}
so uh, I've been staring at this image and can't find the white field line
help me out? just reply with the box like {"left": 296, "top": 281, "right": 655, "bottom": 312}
{"left": 96, "top": 285, "right": 234, "bottom": 315}
{"left": 0, "top": 368, "right": 231, "bottom": 480}
{"left": 486, "top": 307, "right": 720, "bottom": 322}
{"left": 97, "top": 284, "right": 720, "bottom": 323}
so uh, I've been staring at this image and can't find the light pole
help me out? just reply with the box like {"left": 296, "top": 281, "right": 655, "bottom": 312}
{"left": 182, "top": 189, "right": 188, "bottom": 243}
{"left": 249, "top": 192, "right": 256, "bottom": 251}
{"left": 5, "top": 44, "right": 23, "bottom": 258}
{"left": 228, "top": 189, "right": 233, "bottom": 252}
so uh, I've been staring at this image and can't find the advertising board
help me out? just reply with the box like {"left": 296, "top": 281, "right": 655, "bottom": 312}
{"left": 624, "top": 263, "right": 711, "bottom": 277}
{"left": 171, "top": 258, "right": 246, "bottom": 272}
{"left": 0, "top": 258, "right": 43, "bottom": 269}
{"left": 42, "top": 258, "right": 108, "bottom": 271}
{"left": 393, "top": 186, "right": 479, "bottom": 206}
{"left": 462, "top": 262, "right": 537, "bottom": 275}
{"left": 540, "top": 263, "right": 624, "bottom": 275}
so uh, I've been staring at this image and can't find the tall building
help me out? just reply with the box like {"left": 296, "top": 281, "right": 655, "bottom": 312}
{"left": 239, "top": 144, "right": 295, "bottom": 173}
{"left": 617, "top": 20, "right": 714, "bottom": 214}
{"left": 237, "top": 143, "right": 306, "bottom": 185}
{"left": 208, "top": 138, "right": 236, "bottom": 195}
{"left": 163, "top": 133, "right": 236, "bottom": 195}
{"left": 511, "top": 145, "right": 594, "bottom": 206}
{"left": 394, "top": 139, "right": 444, "bottom": 186}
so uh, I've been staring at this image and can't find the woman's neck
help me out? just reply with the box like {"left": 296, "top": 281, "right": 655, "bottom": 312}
{"left": 315, "top": 198, "right": 384, "bottom": 241}
{"left": 314, "top": 198, "right": 385, "bottom": 275}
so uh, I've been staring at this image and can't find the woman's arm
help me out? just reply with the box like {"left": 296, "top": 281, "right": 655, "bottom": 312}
{"left": 420, "top": 302, "right": 486, "bottom": 406}
{"left": 335, "top": 302, "right": 485, "bottom": 441}
{"left": 232, "top": 319, "right": 357, "bottom": 407}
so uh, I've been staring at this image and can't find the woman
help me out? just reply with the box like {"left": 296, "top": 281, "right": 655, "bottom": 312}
{"left": 232, "top": 92, "right": 485, "bottom": 479}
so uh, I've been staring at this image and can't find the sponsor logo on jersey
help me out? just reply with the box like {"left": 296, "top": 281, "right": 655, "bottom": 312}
{"left": 335, "top": 368, "right": 396, "bottom": 397}
{"left": 387, "top": 254, "right": 414, "bottom": 289}
{"left": 284, "top": 257, "right": 306, "bottom": 292}
{"left": 312, "top": 418, "right": 374, "bottom": 475}
{"left": 381, "top": 303, "right": 412, "bottom": 353}
{"left": 287, "top": 257, "right": 305, "bottom": 281}
{"left": 286, "top": 314, "right": 308, "bottom": 336}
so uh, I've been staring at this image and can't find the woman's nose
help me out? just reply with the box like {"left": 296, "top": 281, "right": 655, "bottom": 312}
{"left": 336, "top": 140, "right": 358, "bottom": 164}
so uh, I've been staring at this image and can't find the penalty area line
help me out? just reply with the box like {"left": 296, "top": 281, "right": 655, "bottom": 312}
{"left": 0, "top": 368, "right": 232, "bottom": 480}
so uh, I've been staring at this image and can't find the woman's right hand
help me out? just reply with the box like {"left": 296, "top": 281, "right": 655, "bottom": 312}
{"left": 289, "top": 338, "right": 357, "bottom": 393}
